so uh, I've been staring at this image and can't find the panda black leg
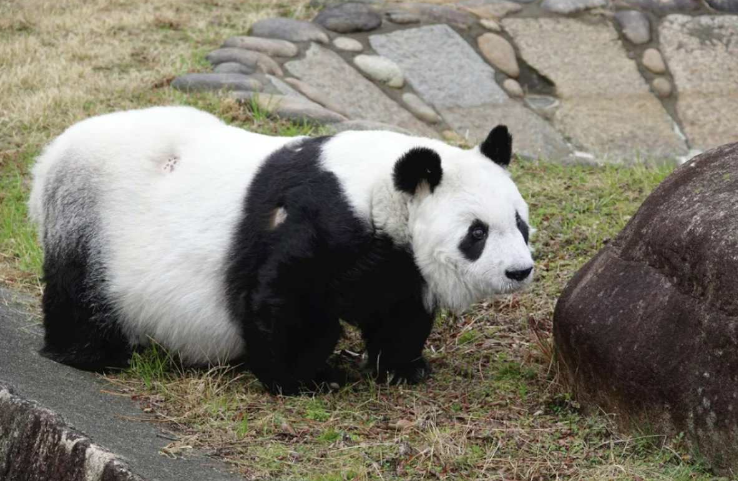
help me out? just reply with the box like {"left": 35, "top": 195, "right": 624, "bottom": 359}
{"left": 244, "top": 307, "right": 343, "bottom": 395}
{"left": 40, "top": 256, "right": 132, "bottom": 372}
{"left": 363, "top": 300, "right": 434, "bottom": 385}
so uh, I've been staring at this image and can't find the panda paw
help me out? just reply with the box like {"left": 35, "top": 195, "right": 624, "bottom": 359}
{"left": 374, "top": 357, "right": 432, "bottom": 385}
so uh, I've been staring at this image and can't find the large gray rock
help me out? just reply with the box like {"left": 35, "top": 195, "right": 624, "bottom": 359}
{"left": 313, "top": 2, "right": 382, "bottom": 33}
{"left": 205, "top": 48, "right": 283, "bottom": 76}
{"left": 284, "top": 44, "right": 436, "bottom": 136}
{"left": 250, "top": 17, "right": 330, "bottom": 44}
{"left": 369, "top": 25, "right": 507, "bottom": 109}
{"left": 440, "top": 101, "right": 574, "bottom": 161}
{"left": 503, "top": 17, "right": 686, "bottom": 162}
{"left": 541, "top": 0, "right": 607, "bottom": 14}
{"left": 554, "top": 142, "right": 738, "bottom": 476}
{"left": 659, "top": 15, "right": 738, "bottom": 151}
{"left": 171, "top": 73, "right": 263, "bottom": 92}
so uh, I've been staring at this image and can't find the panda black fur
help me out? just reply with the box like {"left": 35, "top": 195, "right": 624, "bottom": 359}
{"left": 29, "top": 106, "right": 534, "bottom": 394}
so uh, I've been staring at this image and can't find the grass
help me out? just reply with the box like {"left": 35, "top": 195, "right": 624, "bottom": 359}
{"left": 0, "top": 0, "right": 719, "bottom": 479}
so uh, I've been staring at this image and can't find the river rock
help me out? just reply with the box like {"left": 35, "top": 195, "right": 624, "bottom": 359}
{"left": 706, "top": 0, "right": 738, "bottom": 12}
{"left": 389, "top": 3, "right": 478, "bottom": 28}
{"left": 612, "top": 0, "right": 701, "bottom": 12}
{"left": 503, "top": 78, "right": 524, "bottom": 97}
{"left": 353, "top": 54, "right": 404, "bottom": 88}
{"left": 554, "top": 142, "right": 738, "bottom": 476}
{"left": 651, "top": 77, "right": 672, "bottom": 97}
{"left": 462, "top": 1, "right": 523, "bottom": 18}
{"left": 250, "top": 18, "right": 330, "bottom": 44}
{"left": 221, "top": 36, "right": 298, "bottom": 57}
{"left": 480, "top": 18, "right": 502, "bottom": 31}
{"left": 504, "top": 17, "right": 686, "bottom": 162}
{"left": 171, "top": 73, "right": 263, "bottom": 92}
{"left": 659, "top": 15, "right": 738, "bottom": 151}
{"left": 384, "top": 10, "right": 421, "bottom": 24}
{"left": 642, "top": 48, "right": 666, "bottom": 74}
{"left": 284, "top": 43, "right": 436, "bottom": 136}
{"left": 206, "top": 48, "right": 283, "bottom": 76}
{"left": 615, "top": 10, "right": 651, "bottom": 45}
{"left": 402, "top": 93, "right": 441, "bottom": 123}
{"left": 477, "top": 33, "right": 519, "bottom": 78}
{"left": 314, "top": 3, "right": 382, "bottom": 33}
{"left": 213, "top": 62, "right": 256, "bottom": 75}
{"left": 541, "top": 0, "right": 607, "bottom": 14}
{"left": 333, "top": 37, "right": 364, "bottom": 52}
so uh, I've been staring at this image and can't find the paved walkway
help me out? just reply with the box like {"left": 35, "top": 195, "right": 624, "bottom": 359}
{"left": 0, "top": 288, "right": 242, "bottom": 481}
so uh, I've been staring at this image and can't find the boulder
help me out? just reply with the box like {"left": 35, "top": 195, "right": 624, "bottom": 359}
{"left": 554, "top": 141, "right": 738, "bottom": 476}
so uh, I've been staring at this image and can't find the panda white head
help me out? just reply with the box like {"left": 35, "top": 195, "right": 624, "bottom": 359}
{"left": 393, "top": 126, "right": 534, "bottom": 313}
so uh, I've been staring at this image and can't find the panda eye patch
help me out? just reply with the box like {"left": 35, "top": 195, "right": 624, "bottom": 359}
{"left": 515, "top": 212, "right": 529, "bottom": 244}
{"left": 459, "top": 220, "right": 489, "bottom": 261}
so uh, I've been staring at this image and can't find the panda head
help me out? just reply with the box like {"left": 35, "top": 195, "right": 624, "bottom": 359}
{"left": 393, "top": 126, "right": 534, "bottom": 313}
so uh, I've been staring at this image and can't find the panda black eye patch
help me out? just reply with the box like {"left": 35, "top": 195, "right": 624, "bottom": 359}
{"left": 459, "top": 220, "right": 488, "bottom": 261}
{"left": 516, "top": 212, "right": 529, "bottom": 244}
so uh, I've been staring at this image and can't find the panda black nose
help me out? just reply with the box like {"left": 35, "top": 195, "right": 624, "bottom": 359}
{"left": 505, "top": 267, "right": 533, "bottom": 282}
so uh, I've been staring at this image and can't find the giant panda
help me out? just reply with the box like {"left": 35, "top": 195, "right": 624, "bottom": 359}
{"left": 29, "top": 106, "right": 534, "bottom": 395}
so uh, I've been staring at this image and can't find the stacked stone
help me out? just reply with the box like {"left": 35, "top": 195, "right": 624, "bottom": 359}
{"left": 170, "top": 0, "right": 738, "bottom": 163}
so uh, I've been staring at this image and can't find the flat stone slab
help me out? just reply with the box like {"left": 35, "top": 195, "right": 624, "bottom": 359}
{"left": 0, "top": 288, "right": 242, "bottom": 481}
{"left": 504, "top": 17, "right": 687, "bottom": 162}
{"left": 440, "top": 101, "right": 574, "bottom": 161}
{"left": 659, "top": 15, "right": 738, "bottom": 151}
{"left": 369, "top": 24, "right": 507, "bottom": 109}
{"left": 284, "top": 43, "right": 436, "bottom": 137}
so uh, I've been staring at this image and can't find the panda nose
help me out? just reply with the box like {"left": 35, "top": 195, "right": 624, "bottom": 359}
{"left": 505, "top": 266, "right": 533, "bottom": 282}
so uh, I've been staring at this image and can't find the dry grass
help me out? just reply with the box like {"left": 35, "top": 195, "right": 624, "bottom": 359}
{"left": 0, "top": 1, "right": 718, "bottom": 479}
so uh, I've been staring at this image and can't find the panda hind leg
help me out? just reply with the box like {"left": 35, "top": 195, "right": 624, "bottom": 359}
{"left": 362, "top": 300, "right": 434, "bottom": 385}
{"left": 40, "top": 256, "right": 132, "bottom": 372}
{"left": 245, "top": 310, "right": 345, "bottom": 395}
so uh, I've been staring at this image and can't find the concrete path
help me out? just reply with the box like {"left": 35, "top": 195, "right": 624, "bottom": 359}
{"left": 0, "top": 288, "right": 243, "bottom": 481}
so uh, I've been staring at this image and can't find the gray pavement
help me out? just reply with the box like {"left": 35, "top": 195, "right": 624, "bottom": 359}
{"left": 0, "top": 287, "right": 244, "bottom": 481}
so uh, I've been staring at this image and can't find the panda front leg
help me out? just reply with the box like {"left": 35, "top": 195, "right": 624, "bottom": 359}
{"left": 362, "top": 300, "right": 434, "bottom": 385}
{"left": 243, "top": 304, "right": 344, "bottom": 395}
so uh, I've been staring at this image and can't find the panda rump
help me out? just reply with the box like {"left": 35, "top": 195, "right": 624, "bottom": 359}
{"left": 29, "top": 106, "right": 533, "bottom": 394}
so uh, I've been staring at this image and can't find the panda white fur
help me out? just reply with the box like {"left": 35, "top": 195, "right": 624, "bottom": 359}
{"left": 29, "top": 106, "right": 534, "bottom": 394}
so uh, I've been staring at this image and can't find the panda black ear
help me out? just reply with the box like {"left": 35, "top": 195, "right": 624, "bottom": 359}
{"left": 393, "top": 147, "right": 443, "bottom": 195}
{"left": 480, "top": 125, "right": 513, "bottom": 167}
